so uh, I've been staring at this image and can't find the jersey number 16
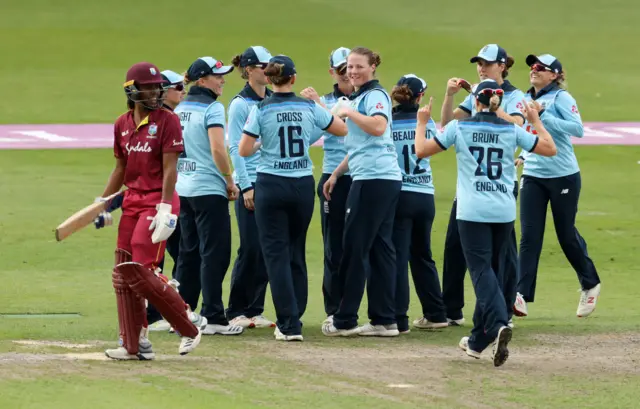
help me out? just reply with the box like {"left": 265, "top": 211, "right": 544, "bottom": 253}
{"left": 278, "top": 126, "right": 304, "bottom": 158}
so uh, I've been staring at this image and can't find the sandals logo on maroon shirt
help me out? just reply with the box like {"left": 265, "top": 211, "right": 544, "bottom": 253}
{"left": 125, "top": 141, "right": 153, "bottom": 155}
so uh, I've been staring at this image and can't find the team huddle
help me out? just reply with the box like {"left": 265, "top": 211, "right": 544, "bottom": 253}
{"left": 96, "top": 43, "right": 601, "bottom": 368}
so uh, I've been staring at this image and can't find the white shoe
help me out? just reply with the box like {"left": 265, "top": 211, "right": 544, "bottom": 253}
{"left": 202, "top": 323, "right": 244, "bottom": 336}
{"left": 251, "top": 315, "right": 276, "bottom": 328}
{"left": 179, "top": 328, "right": 202, "bottom": 355}
{"left": 508, "top": 318, "right": 514, "bottom": 329}
{"left": 577, "top": 283, "right": 600, "bottom": 317}
{"left": 492, "top": 326, "right": 512, "bottom": 367}
{"left": 321, "top": 323, "right": 360, "bottom": 337}
{"left": 357, "top": 323, "right": 399, "bottom": 337}
{"left": 513, "top": 292, "right": 528, "bottom": 317}
{"left": 413, "top": 317, "right": 449, "bottom": 329}
{"left": 229, "top": 315, "right": 254, "bottom": 328}
{"left": 458, "top": 336, "right": 481, "bottom": 359}
{"left": 188, "top": 311, "right": 208, "bottom": 330}
{"left": 274, "top": 326, "right": 303, "bottom": 342}
{"left": 447, "top": 317, "right": 465, "bottom": 326}
{"left": 148, "top": 319, "right": 171, "bottom": 332}
{"left": 322, "top": 315, "right": 334, "bottom": 325}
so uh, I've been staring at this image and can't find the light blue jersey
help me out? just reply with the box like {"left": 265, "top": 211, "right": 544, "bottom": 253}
{"left": 521, "top": 84, "right": 582, "bottom": 178}
{"left": 243, "top": 92, "right": 334, "bottom": 178}
{"left": 228, "top": 83, "right": 272, "bottom": 191}
{"left": 317, "top": 85, "right": 350, "bottom": 175}
{"left": 435, "top": 113, "right": 539, "bottom": 223}
{"left": 175, "top": 86, "right": 228, "bottom": 198}
{"left": 344, "top": 80, "right": 402, "bottom": 182}
{"left": 391, "top": 105, "right": 436, "bottom": 194}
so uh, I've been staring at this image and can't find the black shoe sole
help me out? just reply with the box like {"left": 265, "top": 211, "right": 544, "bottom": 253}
{"left": 493, "top": 327, "right": 512, "bottom": 367}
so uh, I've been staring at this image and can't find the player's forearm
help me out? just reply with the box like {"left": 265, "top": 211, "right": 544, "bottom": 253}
{"left": 345, "top": 111, "right": 386, "bottom": 136}
{"left": 415, "top": 123, "right": 429, "bottom": 156}
{"left": 440, "top": 95, "right": 456, "bottom": 126}
{"left": 212, "top": 148, "right": 234, "bottom": 184}
{"left": 229, "top": 145, "right": 251, "bottom": 190}
{"left": 101, "top": 161, "right": 125, "bottom": 197}
{"left": 331, "top": 155, "right": 350, "bottom": 178}
{"left": 161, "top": 153, "right": 179, "bottom": 203}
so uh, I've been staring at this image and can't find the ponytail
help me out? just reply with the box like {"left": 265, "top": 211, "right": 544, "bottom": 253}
{"left": 232, "top": 54, "right": 249, "bottom": 80}
{"left": 183, "top": 72, "right": 194, "bottom": 87}
{"left": 264, "top": 62, "right": 292, "bottom": 86}
{"left": 489, "top": 94, "right": 501, "bottom": 112}
{"left": 390, "top": 84, "right": 415, "bottom": 105}
{"left": 502, "top": 54, "right": 515, "bottom": 79}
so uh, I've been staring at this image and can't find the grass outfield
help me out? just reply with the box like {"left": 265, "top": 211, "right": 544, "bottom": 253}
{"left": 1, "top": 0, "right": 640, "bottom": 407}
{"left": 1, "top": 146, "right": 639, "bottom": 408}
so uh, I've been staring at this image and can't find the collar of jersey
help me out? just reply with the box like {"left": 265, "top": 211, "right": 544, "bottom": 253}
{"left": 273, "top": 92, "right": 296, "bottom": 97}
{"left": 526, "top": 83, "right": 560, "bottom": 100}
{"left": 162, "top": 104, "right": 174, "bottom": 112}
{"left": 352, "top": 79, "right": 380, "bottom": 98}
{"left": 501, "top": 80, "right": 517, "bottom": 92}
{"left": 186, "top": 86, "right": 218, "bottom": 102}
{"left": 241, "top": 82, "right": 272, "bottom": 101}
{"left": 332, "top": 83, "right": 350, "bottom": 99}
{"left": 392, "top": 103, "right": 419, "bottom": 113}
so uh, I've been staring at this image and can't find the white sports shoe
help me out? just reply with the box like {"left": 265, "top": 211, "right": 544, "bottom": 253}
{"left": 188, "top": 311, "right": 208, "bottom": 330}
{"left": 357, "top": 323, "right": 399, "bottom": 337}
{"left": 577, "top": 283, "right": 601, "bottom": 317}
{"left": 179, "top": 328, "right": 202, "bottom": 355}
{"left": 105, "top": 328, "right": 155, "bottom": 360}
{"left": 229, "top": 315, "right": 253, "bottom": 328}
{"left": 202, "top": 323, "right": 244, "bottom": 336}
{"left": 148, "top": 319, "right": 171, "bottom": 332}
{"left": 274, "top": 326, "right": 303, "bottom": 342}
{"left": 447, "top": 317, "right": 466, "bottom": 326}
{"left": 322, "top": 315, "right": 334, "bottom": 326}
{"left": 508, "top": 318, "right": 515, "bottom": 329}
{"left": 458, "top": 336, "right": 481, "bottom": 359}
{"left": 413, "top": 317, "right": 449, "bottom": 329}
{"left": 251, "top": 315, "right": 276, "bottom": 328}
{"left": 513, "top": 292, "right": 528, "bottom": 317}
{"left": 321, "top": 322, "right": 360, "bottom": 337}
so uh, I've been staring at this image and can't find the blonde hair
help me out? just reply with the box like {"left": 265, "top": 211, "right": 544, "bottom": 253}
{"left": 231, "top": 54, "right": 250, "bottom": 80}
{"left": 264, "top": 62, "right": 292, "bottom": 86}
{"left": 556, "top": 71, "right": 568, "bottom": 90}
{"left": 489, "top": 94, "right": 501, "bottom": 112}
{"left": 350, "top": 47, "right": 382, "bottom": 74}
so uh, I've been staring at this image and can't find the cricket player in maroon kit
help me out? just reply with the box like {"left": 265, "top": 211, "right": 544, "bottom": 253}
{"left": 101, "top": 62, "right": 202, "bottom": 360}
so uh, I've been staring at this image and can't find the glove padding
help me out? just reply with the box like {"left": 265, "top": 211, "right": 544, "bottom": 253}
{"left": 93, "top": 197, "right": 114, "bottom": 229}
{"left": 147, "top": 203, "right": 177, "bottom": 244}
{"left": 331, "top": 96, "right": 351, "bottom": 117}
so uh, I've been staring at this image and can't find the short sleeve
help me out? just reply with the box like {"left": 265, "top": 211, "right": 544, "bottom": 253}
{"left": 113, "top": 122, "right": 124, "bottom": 159}
{"left": 458, "top": 94, "right": 473, "bottom": 114}
{"left": 505, "top": 90, "right": 526, "bottom": 120}
{"left": 161, "top": 113, "right": 184, "bottom": 153}
{"left": 242, "top": 105, "right": 261, "bottom": 138}
{"left": 205, "top": 102, "right": 225, "bottom": 129}
{"left": 313, "top": 102, "right": 334, "bottom": 130}
{"left": 434, "top": 120, "right": 457, "bottom": 150}
{"left": 426, "top": 119, "right": 437, "bottom": 140}
{"left": 364, "top": 90, "right": 391, "bottom": 120}
{"left": 515, "top": 125, "right": 538, "bottom": 153}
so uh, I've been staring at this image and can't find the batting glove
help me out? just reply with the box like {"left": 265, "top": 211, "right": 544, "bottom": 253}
{"left": 147, "top": 203, "right": 177, "bottom": 244}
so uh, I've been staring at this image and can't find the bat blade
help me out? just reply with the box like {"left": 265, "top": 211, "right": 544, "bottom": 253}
{"left": 55, "top": 191, "right": 123, "bottom": 242}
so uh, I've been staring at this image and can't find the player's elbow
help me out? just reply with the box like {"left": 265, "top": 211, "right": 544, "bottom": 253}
{"left": 330, "top": 119, "right": 348, "bottom": 137}
{"left": 573, "top": 122, "right": 584, "bottom": 138}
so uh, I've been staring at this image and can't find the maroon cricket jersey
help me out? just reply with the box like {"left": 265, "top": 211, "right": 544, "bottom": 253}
{"left": 113, "top": 108, "right": 184, "bottom": 192}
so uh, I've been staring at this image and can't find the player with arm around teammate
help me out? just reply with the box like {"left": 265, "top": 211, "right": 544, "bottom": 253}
{"left": 299, "top": 46, "right": 354, "bottom": 324}
{"left": 174, "top": 56, "right": 244, "bottom": 336}
{"left": 513, "top": 54, "right": 601, "bottom": 318}
{"left": 389, "top": 74, "right": 448, "bottom": 333}
{"left": 226, "top": 46, "right": 276, "bottom": 330}
{"left": 439, "top": 44, "right": 525, "bottom": 327}
{"left": 101, "top": 62, "right": 202, "bottom": 360}
{"left": 239, "top": 55, "right": 348, "bottom": 341}
{"left": 415, "top": 79, "right": 557, "bottom": 366}
{"left": 321, "top": 47, "right": 403, "bottom": 338}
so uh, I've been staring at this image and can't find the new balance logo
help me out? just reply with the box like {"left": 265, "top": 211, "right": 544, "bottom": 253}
{"left": 561, "top": 189, "right": 569, "bottom": 194}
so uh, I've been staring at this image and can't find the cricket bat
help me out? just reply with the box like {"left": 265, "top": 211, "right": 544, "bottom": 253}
{"left": 55, "top": 191, "right": 124, "bottom": 242}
